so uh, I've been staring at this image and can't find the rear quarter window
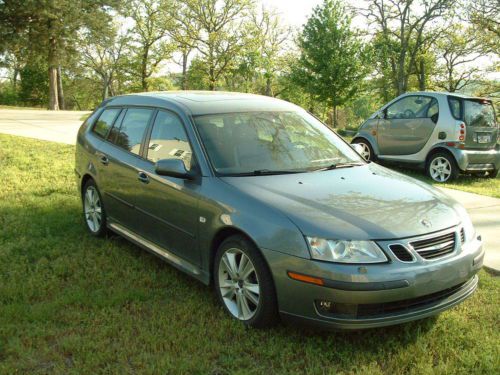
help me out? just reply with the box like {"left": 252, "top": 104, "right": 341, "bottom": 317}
{"left": 447, "top": 97, "right": 462, "bottom": 120}
{"left": 93, "top": 108, "right": 121, "bottom": 138}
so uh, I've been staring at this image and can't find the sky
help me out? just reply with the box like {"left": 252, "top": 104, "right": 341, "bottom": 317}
{"left": 261, "top": 0, "right": 324, "bottom": 28}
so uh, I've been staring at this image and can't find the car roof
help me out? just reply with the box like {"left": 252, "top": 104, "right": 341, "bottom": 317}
{"left": 104, "top": 91, "right": 301, "bottom": 116}
{"left": 400, "top": 91, "right": 490, "bottom": 101}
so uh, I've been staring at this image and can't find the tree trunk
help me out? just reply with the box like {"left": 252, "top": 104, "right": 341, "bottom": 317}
{"left": 57, "top": 65, "right": 65, "bottom": 110}
{"left": 141, "top": 48, "right": 149, "bottom": 91}
{"left": 265, "top": 75, "right": 272, "bottom": 96}
{"left": 48, "top": 24, "right": 59, "bottom": 110}
{"left": 102, "top": 75, "right": 109, "bottom": 101}
{"left": 418, "top": 59, "right": 426, "bottom": 91}
{"left": 332, "top": 105, "right": 338, "bottom": 128}
{"left": 181, "top": 49, "right": 189, "bottom": 90}
{"left": 12, "top": 69, "right": 19, "bottom": 89}
{"left": 208, "top": 64, "right": 216, "bottom": 91}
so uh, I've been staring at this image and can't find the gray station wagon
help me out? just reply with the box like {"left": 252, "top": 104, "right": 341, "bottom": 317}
{"left": 75, "top": 91, "right": 483, "bottom": 330}
{"left": 352, "top": 92, "right": 499, "bottom": 182}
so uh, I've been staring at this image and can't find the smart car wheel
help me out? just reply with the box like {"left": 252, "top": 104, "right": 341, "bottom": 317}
{"left": 352, "top": 139, "right": 374, "bottom": 161}
{"left": 214, "top": 235, "right": 279, "bottom": 328}
{"left": 427, "top": 153, "right": 459, "bottom": 183}
{"left": 82, "top": 179, "right": 107, "bottom": 237}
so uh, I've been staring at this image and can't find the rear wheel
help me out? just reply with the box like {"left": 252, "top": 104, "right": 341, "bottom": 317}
{"left": 82, "top": 179, "right": 107, "bottom": 237}
{"left": 426, "top": 153, "right": 459, "bottom": 183}
{"left": 352, "top": 139, "right": 375, "bottom": 162}
{"left": 214, "top": 235, "right": 279, "bottom": 328}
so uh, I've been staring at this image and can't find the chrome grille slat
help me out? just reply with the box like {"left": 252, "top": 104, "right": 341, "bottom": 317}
{"left": 410, "top": 231, "right": 457, "bottom": 260}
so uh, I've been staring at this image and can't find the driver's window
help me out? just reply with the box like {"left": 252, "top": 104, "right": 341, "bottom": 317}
{"left": 386, "top": 96, "right": 434, "bottom": 120}
{"left": 146, "top": 110, "right": 192, "bottom": 170}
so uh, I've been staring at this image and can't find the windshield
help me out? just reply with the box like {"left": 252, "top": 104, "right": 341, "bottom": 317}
{"left": 194, "top": 111, "right": 363, "bottom": 175}
{"left": 464, "top": 100, "right": 496, "bottom": 128}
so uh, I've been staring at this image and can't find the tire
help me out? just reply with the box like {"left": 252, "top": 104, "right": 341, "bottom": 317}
{"left": 479, "top": 169, "right": 498, "bottom": 179}
{"left": 214, "top": 235, "right": 279, "bottom": 328}
{"left": 352, "top": 138, "right": 375, "bottom": 162}
{"left": 82, "top": 179, "right": 107, "bottom": 237}
{"left": 426, "top": 152, "right": 459, "bottom": 183}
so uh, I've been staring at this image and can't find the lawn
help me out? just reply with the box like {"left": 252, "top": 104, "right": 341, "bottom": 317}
{"left": 0, "top": 133, "right": 499, "bottom": 374}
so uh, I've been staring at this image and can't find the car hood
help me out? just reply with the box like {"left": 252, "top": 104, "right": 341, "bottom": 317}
{"left": 221, "top": 163, "right": 461, "bottom": 240}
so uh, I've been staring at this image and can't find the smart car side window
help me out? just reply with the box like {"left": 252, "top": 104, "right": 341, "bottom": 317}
{"left": 386, "top": 96, "right": 434, "bottom": 120}
{"left": 146, "top": 110, "right": 193, "bottom": 170}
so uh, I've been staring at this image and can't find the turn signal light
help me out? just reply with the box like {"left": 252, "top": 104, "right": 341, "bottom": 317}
{"left": 287, "top": 271, "right": 324, "bottom": 286}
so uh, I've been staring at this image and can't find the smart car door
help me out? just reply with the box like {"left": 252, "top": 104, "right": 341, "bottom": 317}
{"left": 134, "top": 109, "right": 201, "bottom": 266}
{"left": 378, "top": 95, "right": 438, "bottom": 155}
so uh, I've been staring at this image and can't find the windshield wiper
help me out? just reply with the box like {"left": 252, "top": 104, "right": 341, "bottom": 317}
{"left": 312, "top": 162, "right": 364, "bottom": 172}
{"left": 252, "top": 169, "right": 306, "bottom": 176}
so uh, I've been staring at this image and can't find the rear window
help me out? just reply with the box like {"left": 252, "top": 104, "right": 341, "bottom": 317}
{"left": 464, "top": 100, "right": 496, "bottom": 128}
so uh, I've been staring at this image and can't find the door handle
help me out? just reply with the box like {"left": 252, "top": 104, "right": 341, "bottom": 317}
{"left": 97, "top": 153, "right": 109, "bottom": 165}
{"left": 137, "top": 171, "right": 150, "bottom": 184}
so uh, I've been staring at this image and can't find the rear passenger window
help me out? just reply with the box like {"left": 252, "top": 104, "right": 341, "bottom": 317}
{"left": 112, "top": 108, "right": 153, "bottom": 155}
{"left": 448, "top": 97, "right": 462, "bottom": 120}
{"left": 146, "top": 111, "right": 192, "bottom": 169}
{"left": 93, "top": 108, "right": 120, "bottom": 138}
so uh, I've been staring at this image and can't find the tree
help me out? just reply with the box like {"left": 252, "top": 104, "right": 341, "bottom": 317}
{"left": 293, "top": 0, "right": 370, "bottom": 127}
{"left": 124, "top": 0, "right": 176, "bottom": 91}
{"left": 363, "top": 0, "right": 453, "bottom": 95}
{"left": 434, "top": 25, "right": 485, "bottom": 92}
{"left": 173, "top": 0, "right": 254, "bottom": 90}
{"left": 0, "top": 0, "right": 116, "bottom": 109}
{"left": 80, "top": 26, "right": 129, "bottom": 100}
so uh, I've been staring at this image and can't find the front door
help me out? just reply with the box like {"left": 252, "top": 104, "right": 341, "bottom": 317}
{"left": 135, "top": 109, "right": 201, "bottom": 266}
{"left": 378, "top": 95, "right": 439, "bottom": 155}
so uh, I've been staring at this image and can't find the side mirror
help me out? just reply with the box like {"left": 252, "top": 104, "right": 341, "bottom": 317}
{"left": 375, "top": 110, "right": 385, "bottom": 119}
{"left": 155, "top": 159, "right": 196, "bottom": 180}
{"left": 352, "top": 143, "right": 364, "bottom": 155}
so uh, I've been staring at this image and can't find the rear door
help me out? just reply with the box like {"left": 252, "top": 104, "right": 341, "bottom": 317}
{"left": 378, "top": 95, "right": 438, "bottom": 155}
{"left": 96, "top": 107, "right": 155, "bottom": 232}
{"left": 462, "top": 98, "right": 498, "bottom": 149}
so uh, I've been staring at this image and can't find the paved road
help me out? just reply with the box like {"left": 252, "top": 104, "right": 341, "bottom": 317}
{"left": 0, "top": 108, "right": 498, "bottom": 272}
{"left": 0, "top": 108, "right": 89, "bottom": 144}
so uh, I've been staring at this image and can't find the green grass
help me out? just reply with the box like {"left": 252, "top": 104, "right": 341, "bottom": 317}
{"left": 0, "top": 105, "right": 47, "bottom": 110}
{"left": 0, "top": 133, "right": 499, "bottom": 374}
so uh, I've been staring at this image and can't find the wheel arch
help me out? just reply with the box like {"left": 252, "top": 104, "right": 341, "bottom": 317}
{"left": 352, "top": 135, "right": 379, "bottom": 156}
{"left": 80, "top": 173, "right": 95, "bottom": 199}
{"left": 208, "top": 226, "right": 272, "bottom": 286}
{"left": 425, "top": 146, "right": 460, "bottom": 169}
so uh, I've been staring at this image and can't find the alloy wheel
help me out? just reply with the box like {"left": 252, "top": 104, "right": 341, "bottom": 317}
{"left": 429, "top": 156, "right": 452, "bottom": 182}
{"left": 84, "top": 186, "right": 103, "bottom": 232}
{"left": 218, "top": 248, "right": 260, "bottom": 320}
{"left": 359, "top": 143, "right": 371, "bottom": 161}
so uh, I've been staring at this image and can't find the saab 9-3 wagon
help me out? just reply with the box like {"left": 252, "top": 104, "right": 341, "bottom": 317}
{"left": 352, "top": 92, "right": 499, "bottom": 182}
{"left": 75, "top": 92, "right": 483, "bottom": 330}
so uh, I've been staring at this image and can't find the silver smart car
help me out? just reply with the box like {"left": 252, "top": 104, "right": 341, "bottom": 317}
{"left": 352, "top": 92, "right": 499, "bottom": 182}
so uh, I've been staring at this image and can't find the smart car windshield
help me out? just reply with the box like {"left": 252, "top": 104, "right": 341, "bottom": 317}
{"left": 194, "top": 111, "right": 363, "bottom": 175}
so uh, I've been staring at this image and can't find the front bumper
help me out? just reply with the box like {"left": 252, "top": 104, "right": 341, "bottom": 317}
{"left": 262, "top": 235, "right": 483, "bottom": 330}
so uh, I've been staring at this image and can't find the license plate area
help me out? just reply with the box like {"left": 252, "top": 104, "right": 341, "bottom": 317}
{"left": 476, "top": 133, "right": 491, "bottom": 143}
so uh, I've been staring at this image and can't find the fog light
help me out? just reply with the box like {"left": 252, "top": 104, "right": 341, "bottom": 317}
{"left": 315, "top": 300, "right": 358, "bottom": 318}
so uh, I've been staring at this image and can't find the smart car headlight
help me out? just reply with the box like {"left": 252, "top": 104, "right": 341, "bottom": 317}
{"left": 306, "top": 237, "right": 388, "bottom": 263}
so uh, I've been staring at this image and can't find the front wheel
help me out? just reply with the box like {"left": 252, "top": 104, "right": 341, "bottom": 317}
{"left": 214, "top": 235, "right": 279, "bottom": 328}
{"left": 352, "top": 139, "right": 375, "bottom": 162}
{"left": 426, "top": 153, "right": 459, "bottom": 183}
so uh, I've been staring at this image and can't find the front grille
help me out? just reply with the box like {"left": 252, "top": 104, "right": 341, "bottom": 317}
{"left": 389, "top": 244, "right": 414, "bottom": 262}
{"left": 410, "top": 231, "right": 456, "bottom": 260}
{"left": 356, "top": 281, "right": 467, "bottom": 318}
{"left": 460, "top": 228, "right": 465, "bottom": 244}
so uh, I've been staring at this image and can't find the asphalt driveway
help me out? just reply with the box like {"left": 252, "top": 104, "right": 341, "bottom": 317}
{"left": 0, "top": 108, "right": 498, "bottom": 272}
{"left": 0, "top": 108, "right": 89, "bottom": 145}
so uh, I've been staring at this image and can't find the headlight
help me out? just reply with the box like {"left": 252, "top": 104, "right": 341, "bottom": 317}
{"left": 306, "top": 237, "right": 388, "bottom": 263}
{"left": 461, "top": 211, "right": 475, "bottom": 242}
